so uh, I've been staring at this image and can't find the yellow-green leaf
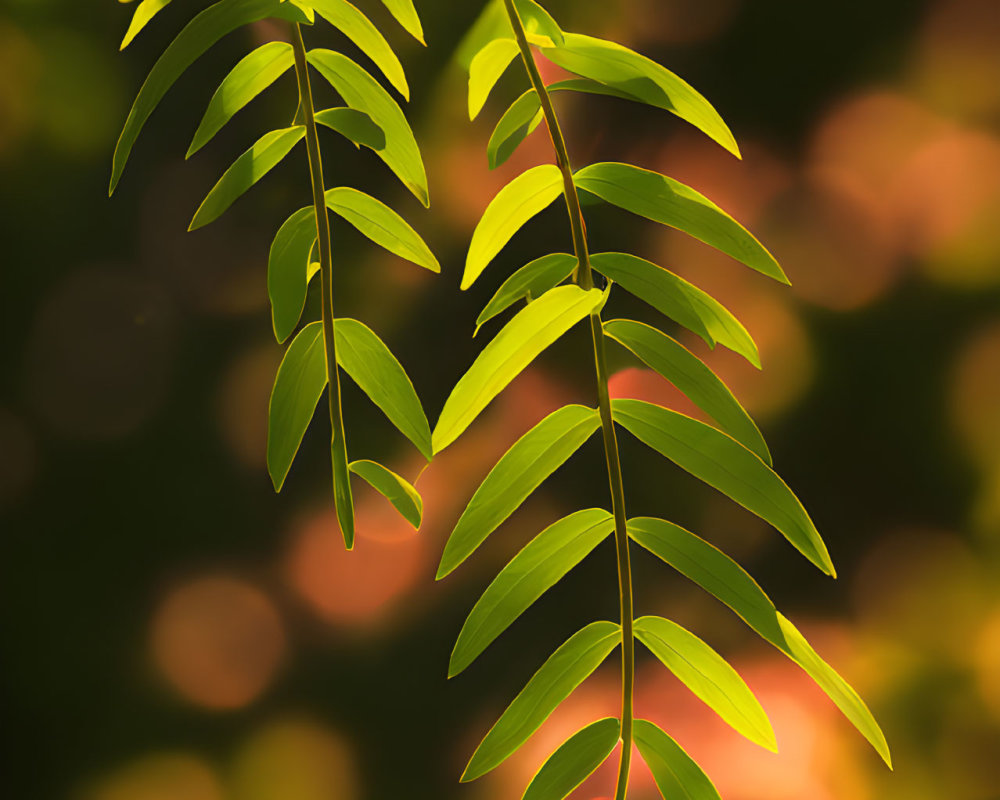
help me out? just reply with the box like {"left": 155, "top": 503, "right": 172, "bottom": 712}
{"left": 378, "top": 0, "right": 424, "bottom": 44}
{"left": 522, "top": 718, "right": 620, "bottom": 800}
{"left": 469, "top": 38, "right": 520, "bottom": 120}
{"left": 476, "top": 253, "right": 577, "bottom": 335}
{"left": 463, "top": 164, "right": 564, "bottom": 289}
{"left": 349, "top": 459, "right": 422, "bottom": 528}
{"left": 315, "top": 107, "right": 386, "bottom": 150}
{"left": 433, "top": 285, "right": 604, "bottom": 454}
{"left": 613, "top": 399, "right": 835, "bottom": 575}
{"left": 120, "top": 0, "right": 174, "bottom": 50}
{"left": 634, "top": 719, "right": 722, "bottom": 800}
{"left": 268, "top": 206, "right": 316, "bottom": 343}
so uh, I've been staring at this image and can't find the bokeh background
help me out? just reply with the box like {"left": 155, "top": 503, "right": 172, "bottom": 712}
{"left": 2, "top": 0, "right": 1000, "bottom": 798}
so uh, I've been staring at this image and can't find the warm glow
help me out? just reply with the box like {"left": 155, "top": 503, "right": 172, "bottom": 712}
{"left": 85, "top": 753, "right": 224, "bottom": 800}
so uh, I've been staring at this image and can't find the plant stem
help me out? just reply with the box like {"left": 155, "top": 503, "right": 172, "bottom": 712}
{"left": 502, "top": 4, "right": 635, "bottom": 797}
{"left": 290, "top": 23, "right": 353, "bottom": 539}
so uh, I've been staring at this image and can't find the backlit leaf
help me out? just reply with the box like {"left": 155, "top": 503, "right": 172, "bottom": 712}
{"left": 335, "top": 318, "right": 432, "bottom": 459}
{"left": 315, "top": 107, "right": 386, "bottom": 150}
{"left": 522, "top": 718, "right": 620, "bottom": 800}
{"left": 463, "top": 164, "right": 564, "bottom": 289}
{"left": 437, "top": 404, "right": 601, "bottom": 579}
{"left": 378, "top": 0, "right": 425, "bottom": 44}
{"left": 187, "top": 41, "right": 294, "bottom": 157}
{"left": 634, "top": 615, "right": 776, "bottom": 750}
{"left": 603, "top": 318, "right": 769, "bottom": 462}
{"left": 469, "top": 38, "right": 520, "bottom": 120}
{"left": 540, "top": 33, "right": 738, "bottom": 156}
{"left": 267, "top": 321, "right": 327, "bottom": 492}
{"left": 633, "top": 719, "right": 722, "bottom": 800}
{"left": 628, "top": 517, "right": 892, "bottom": 767}
{"left": 450, "top": 509, "right": 614, "bottom": 676}
{"left": 111, "top": 0, "right": 310, "bottom": 192}
{"left": 613, "top": 399, "right": 835, "bottom": 574}
{"left": 432, "top": 285, "right": 604, "bottom": 454}
{"left": 476, "top": 253, "right": 577, "bottom": 335}
{"left": 576, "top": 163, "right": 787, "bottom": 283}
{"left": 189, "top": 126, "right": 305, "bottom": 230}
{"left": 463, "top": 621, "right": 621, "bottom": 781}
{"left": 309, "top": 0, "right": 409, "bottom": 99}
{"left": 349, "top": 459, "right": 422, "bottom": 528}
{"left": 332, "top": 425, "right": 355, "bottom": 548}
{"left": 591, "top": 252, "right": 759, "bottom": 368}
{"left": 121, "top": 0, "right": 174, "bottom": 50}
{"left": 324, "top": 186, "right": 438, "bottom": 271}
{"left": 307, "top": 48, "right": 429, "bottom": 205}
{"left": 268, "top": 206, "right": 316, "bottom": 343}
{"left": 513, "top": 0, "right": 565, "bottom": 47}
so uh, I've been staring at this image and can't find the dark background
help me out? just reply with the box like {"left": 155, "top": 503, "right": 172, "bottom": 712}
{"left": 2, "top": 1, "right": 999, "bottom": 798}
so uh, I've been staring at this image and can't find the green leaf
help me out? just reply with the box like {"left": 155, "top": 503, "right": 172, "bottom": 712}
{"left": 522, "top": 718, "right": 620, "bottom": 800}
{"left": 267, "top": 321, "right": 327, "bottom": 492}
{"left": 628, "top": 517, "right": 892, "bottom": 767}
{"left": 476, "top": 253, "right": 577, "bottom": 335}
{"left": 463, "top": 621, "right": 621, "bottom": 781}
{"left": 349, "top": 459, "right": 423, "bottom": 528}
{"left": 539, "top": 33, "right": 738, "bottom": 157}
{"left": 613, "top": 399, "right": 835, "bottom": 575}
{"left": 324, "top": 187, "right": 438, "bottom": 271}
{"left": 590, "top": 252, "right": 760, "bottom": 368}
{"left": 269, "top": 206, "right": 316, "bottom": 343}
{"left": 450, "top": 509, "right": 614, "bottom": 676}
{"left": 307, "top": 48, "right": 429, "bottom": 206}
{"left": 120, "top": 0, "right": 174, "bottom": 50}
{"left": 576, "top": 163, "right": 788, "bottom": 283}
{"left": 603, "top": 318, "right": 770, "bottom": 463}
{"left": 189, "top": 126, "right": 305, "bottom": 231}
{"left": 432, "top": 285, "right": 604, "bottom": 454}
{"left": 378, "top": 0, "right": 425, "bottom": 44}
{"left": 335, "top": 318, "right": 432, "bottom": 459}
{"left": 463, "top": 164, "right": 564, "bottom": 289}
{"left": 332, "top": 426, "right": 355, "bottom": 549}
{"left": 437, "top": 404, "right": 601, "bottom": 579}
{"left": 487, "top": 79, "right": 639, "bottom": 170}
{"left": 513, "top": 0, "right": 565, "bottom": 48}
{"left": 633, "top": 719, "right": 722, "bottom": 800}
{"left": 308, "top": 0, "right": 409, "bottom": 100}
{"left": 455, "top": 0, "right": 508, "bottom": 71}
{"left": 187, "top": 42, "right": 294, "bottom": 158}
{"left": 469, "top": 38, "right": 520, "bottom": 120}
{"left": 315, "top": 107, "right": 386, "bottom": 150}
{"left": 111, "top": 0, "right": 310, "bottom": 193}
{"left": 634, "top": 616, "right": 776, "bottom": 751}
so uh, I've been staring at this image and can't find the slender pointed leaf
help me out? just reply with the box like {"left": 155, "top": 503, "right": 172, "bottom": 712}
{"left": 111, "top": 0, "right": 310, "bottom": 193}
{"left": 349, "top": 459, "right": 423, "bottom": 528}
{"left": 591, "top": 252, "right": 760, "bottom": 368}
{"left": 332, "top": 426, "right": 355, "bottom": 548}
{"left": 120, "top": 0, "right": 174, "bottom": 50}
{"left": 633, "top": 719, "right": 722, "bottom": 800}
{"left": 189, "top": 126, "right": 305, "bottom": 230}
{"left": 469, "top": 38, "right": 520, "bottom": 120}
{"left": 324, "top": 186, "right": 438, "bottom": 271}
{"left": 267, "top": 322, "right": 327, "bottom": 491}
{"left": 613, "top": 399, "right": 835, "bottom": 575}
{"left": 315, "top": 107, "right": 386, "bottom": 150}
{"left": 187, "top": 42, "right": 294, "bottom": 157}
{"left": 634, "top": 615, "right": 776, "bottom": 751}
{"left": 476, "top": 253, "right": 577, "bottom": 335}
{"left": 450, "top": 509, "right": 614, "bottom": 676}
{"left": 628, "top": 517, "right": 892, "bottom": 767}
{"left": 463, "top": 621, "right": 621, "bottom": 781}
{"left": 513, "top": 0, "right": 565, "bottom": 47}
{"left": 603, "top": 318, "right": 770, "bottom": 463}
{"left": 307, "top": 48, "right": 429, "bottom": 205}
{"left": 463, "top": 164, "right": 564, "bottom": 290}
{"left": 269, "top": 206, "right": 317, "bottom": 343}
{"left": 522, "top": 718, "right": 620, "bottom": 800}
{"left": 335, "top": 318, "right": 432, "bottom": 459}
{"left": 576, "top": 163, "right": 787, "bottom": 283}
{"left": 438, "top": 404, "right": 601, "bottom": 579}
{"left": 378, "top": 0, "right": 424, "bottom": 44}
{"left": 540, "top": 33, "right": 739, "bottom": 157}
{"left": 433, "top": 285, "right": 604, "bottom": 454}
{"left": 309, "top": 0, "right": 409, "bottom": 99}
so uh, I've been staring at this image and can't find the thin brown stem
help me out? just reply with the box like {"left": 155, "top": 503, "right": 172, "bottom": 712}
{"left": 501, "top": 3, "right": 634, "bottom": 797}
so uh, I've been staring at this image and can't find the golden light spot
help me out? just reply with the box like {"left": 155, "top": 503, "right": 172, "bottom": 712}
{"left": 216, "top": 344, "right": 280, "bottom": 468}
{"left": 973, "top": 609, "right": 1000, "bottom": 721}
{"left": 84, "top": 753, "right": 224, "bottom": 800}
{"left": 230, "top": 717, "right": 359, "bottom": 800}
{"left": 950, "top": 321, "right": 1000, "bottom": 470}
{"left": 150, "top": 576, "right": 286, "bottom": 710}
